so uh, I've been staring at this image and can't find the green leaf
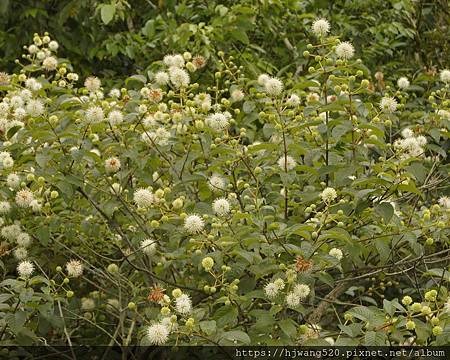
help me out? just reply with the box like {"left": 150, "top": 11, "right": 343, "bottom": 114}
{"left": 100, "top": 4, "right": 116, "bottom": 25}
{"left": 364, "top": 331, "right": 386, "bottom": 345}
{"left": 279, "top": 319, "right": 297, "bottom": 338}
{"left": 375, "top": 202, "right": 394, "bottom": 223}
{"left": 220, "top": 330, "right": 251, "bottom": 345}
{"left": 199, "top": 320, "right": 216, "bottom": 336}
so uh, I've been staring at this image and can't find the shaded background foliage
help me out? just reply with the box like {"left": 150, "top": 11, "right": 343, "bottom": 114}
{"left": 0, "top": 0, "right": 449, "bottom": 79}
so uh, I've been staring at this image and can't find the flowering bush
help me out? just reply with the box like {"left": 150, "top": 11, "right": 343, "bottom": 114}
{"left": 0, "top": 24, "right": 449, "bottom": 347}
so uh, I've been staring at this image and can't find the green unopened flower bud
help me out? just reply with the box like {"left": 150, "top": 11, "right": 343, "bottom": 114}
{"left": 66, "top": 290, "right": 74, "bottom": 298}
{"left": 161, "top": 306, "right": 171, "bottom": 316}
{"left": 361, "top": 79, "right": 369, "bottom": 87}
{"left": 411, "top": 302, "right": 422, "bottom": 313}
{"left": 63, "top": 278, "right": 70, "bottom": 284}
{"left": 107, "top": 263, "right": 119, "bottom": 273}
{"left": 127, "top": 302, "right": 136, "bottom": 310}
{"left": 432, "top": 326, "right": 443, "bottom": 336}
{"left": 50, "top": 190, "right": 59, "bottom": 199}
{"left": 172, "top": 288, "right": 182, "bottom": 298}
{"left": 402, "top": 296, "right": 413, "bottom": 306}
{"left": 406, "top": 320, "right": 415, "bottom": 330}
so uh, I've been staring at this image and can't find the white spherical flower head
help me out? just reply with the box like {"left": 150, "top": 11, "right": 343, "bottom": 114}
{"left": 264, "top": 77, "right": 283, "bottom": 97}
{"left": 286, "top": 94, "right": 300, "bottom": 107}
{"left": 169, "top": 67, "right": 190, "bottom": 88}
{"left": 293, "top": 284, "right": 311, "bottom": 299}
{"left": 42, "top": 56, "right": 58, "bottom": 71}
{"left": 2, "top": 156, "right": 14, "bottom": 169}
{"left": 1, "top": 224, "right": 21, "bottom": 240}
{"left": 184, "top": 214, "right": 204, "bottom": 234}
{"left": 264, "top": 282, "right": 279, "bottom": 299}
{"left": 335, "top": 41, "right": 355, "bottom": 60}
{"left": 66, "top": 259, "right": 84, "bottom": 278}
{"left": 208, "top": 174, "right": 226, "bottom": 192}
{"left": 84, "top": 76, "right": 101, "bottom": 92}
{"left": 15, "top": 189, "right": 35, "bottom": 208}
{"left": 14, "top": 247, "right": 28, "bottom": 261}
{"left": 0, "top": 201, "right": 11, "bottom": 214}
{"left": 397, "top": 77, "right": 410, "bottom": 89}
{"left": 133, "top": 188, "right": 155, "bottom": 208}
{"left": 7, "top": 173, "right": 20, "bottom": 189}
{"left": 230, "top": 89, "right": 244, "bottom": 102}
{"left": 206, "top": 112, "right": 229, "bottom": 131}
{"left": 401, "top": 128, "right": 414, "bottom": 139}
{"left": 438, "top": 196, "right": 450, "bottom": 209}
{"left": 107, "top": 110, "right": 123, "bottom": 126}
{"left": 380, "top": 96, "right": 398, "bottom": 113}
{"left": 17, "top": 260, "right": 34, "bottom": 278}
{"left": 146, "top": 323, "right": 169, "bottom": 345}
{"left": 286, "top": 292, "right": 301, "bottom": 307}
{"left": 257, "top": 73, "right": 270, "bottom": 85}
{"left": 140, "top": 239, "right": 157, "bottom": 256}
{"left": 48, "top": 40, "right": 59, "bottom": 51}
{"left": 105, "top": 157, "right": 121, "bottom": 173}
{"left": 312, "top": 18, "right": 330, "bottom": 36}
{"left": 155, "top": 71, "right": 170, "bottom": 85}
{"left": 26, "top": 99, "right": 45, "bottom": 117}
{"left": 17, "top": 232, "right": 31, "bottom": 248}
{"left": 81, "top": 298, "right": 96, "bottom": 311}
{"left": 277, "top": 155, "right": 296, "bottom": 171}
{"left": 212, "top": 198, "right": 231, "bottom": 217}
{"left": 440, "top": 69, "right": 450, "bottom": 83}
{"left": 109, "top": 88, "right": 121, "bottom": 98}
{"left": 416, "top": 135, "right": 427, "bottom": 146}
{"left": 329, "top": 248, "right": 343, "bottom": 260}
{"left": 85, "top": 106, "right": 104, "bottom": 123}
{"left": 25, "top": 78, "right": 42, "bottom": 92}
{"left": 175, "top": 294, "right": 192, "bottom": 314}
{"left": 321, "top": 187, "right": 337, "bottom": 203}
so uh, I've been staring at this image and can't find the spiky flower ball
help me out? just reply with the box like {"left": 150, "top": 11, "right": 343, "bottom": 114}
{"left": 84, "top": 76, "right": 101, "bottom": 92}
{"left": 264, "top": 77, "right": 283, "bottom": 97}
{"left": 184, "top": 214, "right": 204, "bottom": 234}
{"left": 380, "top": 96, "right": 398, "bottom": 113}
{"left": 439, "top": 69, "right": 450, "bottom": 83}
{"left": 397, "top": 77, "right": 410, "bottom": 89}
{"left": 212, "top": 198, "right": 231, "bottom": 217}
{"left": 85, "top": 106, "right": 104, "bottom": 123}
{"left": 329, "top": 248, "right": 343, "bottom": 260}
{"left": 206, "top": 112, "right": 229, "bottom": 131}
{"left": 107, "top": 110, "right": 123, "bottom": 126}
{"left": 133, "top": 188, "right": 155, "bottom": 208}
{"left": 140, "top": 239, "right": 157, "bottom": 256}
{"left": 277, "top": 155, "right": 296, "bottom": 171}
{"left": 105, "top": 157, "right": 121, "bottom": 173}
{"left": 146, "top": 323, "right": 169, "bottom": 345}
{"left": 169, "top": 67, "right": 190, "bottom": 88}
{"left": 17, "top": 260, "right": 34, "bottom": 278}
{"left": 321, "top": 187, "right": 337, "bottom": 203}
{"left": 312, "top": 18, "right": 330, "bottom": 37}
{"left": 293, "top": 284, "right": 311, "bottom": 299}
{"left": 264, "top": 282, "right": 279, "bottom": 299}
{"left": 66, "top": 259, "right": 84, "bottom": 278}
{"left": 335, "top": 42, "right": 355, "bottom": 60}
{"left": 15, "top": 189, "right": 34, "bottom": 208}
{"left": 208, "top": 174, "right": 226, "bottom": 192}
{"left": 175, "top": 294, "right": 192, "bottom": 314}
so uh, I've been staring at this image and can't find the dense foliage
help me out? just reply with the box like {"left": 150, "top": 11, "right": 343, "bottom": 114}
{"left": 0, "top": 2, "right": 449, "bottom": 350}
{"left": 1, "top": 0, "right": 449, "bottom": 79}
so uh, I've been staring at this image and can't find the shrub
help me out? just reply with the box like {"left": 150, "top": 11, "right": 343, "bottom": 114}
{"left": 0, "top": 24, "right": 448, "bottom": 347}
